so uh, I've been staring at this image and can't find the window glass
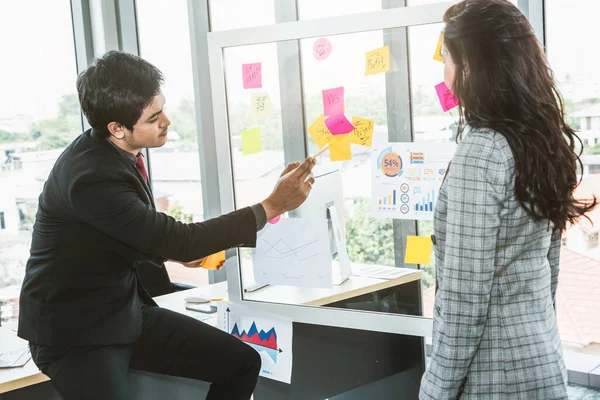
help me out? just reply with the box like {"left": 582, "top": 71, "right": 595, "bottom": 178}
{"left": 137, "top": 0, "right": 207, "bottom": 286}
{"left": 546, "top": 0, "right": 600, "bottom": 370}
{"left": 297, "top": 0, "right": 380, "bottom": 19}
{"left": 209, "top": 0, "right": 275, "bottom": 31}
{"left": 0, "top": 1, "right": 80, "bottom": 329}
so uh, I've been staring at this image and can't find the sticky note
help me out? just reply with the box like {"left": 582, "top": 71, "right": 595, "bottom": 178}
{"left": 241, "top": 127, "right": 262, "bottom": 155}
{"left": 404, "top": 236, "right": 433, "bottom": 265}
{"left": 325, "top": 114, "right": 355, "bottom": 135}
{"left": 313, "top": 38, "right": 332, "bottom": 60}
{"left": 433, "top": 32, "right": 444, "bottom": 63}
{"left": 251, "top": 92, "right": 272, "bottom": 117}
{"left": 350, "top": 117, "right": 375, "bottom": 147}
{"left": 365, "top": 45, "right": 390, "bottom": 76}
{"left": 435, "top": 82, "right": 459, "bottom": 112}
{"left": 308, "top": 114, "right": 332, "bottom": 149}
{"left": 322, "top": 87, "right": 344, "bottom": 116}
{"left": 242, "top": 63, "right": 262, "bottom": 89}
{"left": 328, "top": 134, "right": 352, "bottom": 162}
{"left": 200, "top": 250, "right": 226, "bottom": 270}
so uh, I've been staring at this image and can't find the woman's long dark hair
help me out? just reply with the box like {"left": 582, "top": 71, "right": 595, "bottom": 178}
{"left": 443, "top": 0, "right": 596, "bottom": 231}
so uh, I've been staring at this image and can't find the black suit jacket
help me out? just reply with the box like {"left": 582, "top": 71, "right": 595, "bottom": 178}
{"left": 18, "top": 129, "right": 257, "bottom": 346}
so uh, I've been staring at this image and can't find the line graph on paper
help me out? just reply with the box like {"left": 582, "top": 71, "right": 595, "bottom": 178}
{"left": 257, "top": 237, "right": 322, "bottom": 262}
{"left": 252, "top": 218, "right": 333, "bottom": 288}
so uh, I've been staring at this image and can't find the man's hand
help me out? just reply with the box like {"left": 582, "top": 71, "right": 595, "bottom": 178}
{"left": 261, "top": 157, "right": 316, "bottom": 221}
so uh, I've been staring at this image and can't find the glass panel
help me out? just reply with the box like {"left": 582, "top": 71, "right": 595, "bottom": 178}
{"left": 546, "top": 0, "right": 600, "bottom": 379}
{"left": 209, "top": 0, "right": 275, "bottom": 31}
{"left": 136, "top": 0, "right": 207, "bottom": 286}
{"left": 301, "top": 30, "right": 391, "bottom": 268}
{"left": 220, "top": 24, "right": 442, "bottom": 317}
{"left": 222, "top": 42, "right": 286, "bottom": 285}
{"left": 297, "top": 0, "right": 380, "bottom": 19}
{"left": 408, "top": 22, "right": 455, "bottom": 318}
{"left": 0, "top": 1, "right": 79, "bottom": 329}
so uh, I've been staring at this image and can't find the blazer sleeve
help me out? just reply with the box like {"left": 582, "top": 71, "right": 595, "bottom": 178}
{"left": 548, "top": 228, "right": 562, "bottom": 304}
{"left": 425, "top": 133, "right": 509, "bottom": 398}
{"left": 69, "top": 170, "right": 258, "bottom": 262}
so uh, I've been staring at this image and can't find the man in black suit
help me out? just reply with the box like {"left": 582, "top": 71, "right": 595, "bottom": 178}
{"left": 18, "top": 51, "right": 316, "bottom": 400}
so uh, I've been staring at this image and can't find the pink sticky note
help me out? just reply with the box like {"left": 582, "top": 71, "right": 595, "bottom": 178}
{"left": 313, "top": 38, "right": 332, "bottom": 61}
{"left": 435, "top": 82, "right": 459, "bottom": 112}
{"left": 325, "top": 114, "right": 355, "bottom": 135}
{"left": 242, "top": 63, "right": 262, "bottom": 89}
{"left": 268, "top": 215, "right": 281, "bottom": 224}
{"left": 322, "top": 87, "right": 344, "bottom": 116}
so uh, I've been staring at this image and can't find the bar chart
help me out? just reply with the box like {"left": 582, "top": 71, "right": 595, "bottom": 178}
{"left": 415, "top": 189, "right": 436, "bottom": 212}
{"left": 377, "top": 189, "right": 397, "bottom": 206}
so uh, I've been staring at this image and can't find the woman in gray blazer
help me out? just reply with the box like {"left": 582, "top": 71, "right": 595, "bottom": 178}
{"left": 419, "top": 1, "right": 597, "bottom": 399}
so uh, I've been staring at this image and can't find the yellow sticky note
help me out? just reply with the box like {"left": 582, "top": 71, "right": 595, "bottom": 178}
{"left": 328, "top": 134, "right": 352, "bottom": 162}
{"left": 308, "top": 114, "right": 332, "bottom": 149}
{"left": 350, "top": 117, "right": 375, "bottom": 147}
{"left": 404, "top": 236, "right": 433, "bottom": 265}
{"left": 251, "top": 92, "right": 272, "bottom": 117}
{"left": 241, "top": 127, "right": 262, "bottom": 155}
{"left": 433, "top": 32, "right": 444, "bottom": 63}
{"left": 365, "top": 45, "right": 390, "bottom": 76}
{"left": 200, "top": 250, "right": 226, "bottom": 270}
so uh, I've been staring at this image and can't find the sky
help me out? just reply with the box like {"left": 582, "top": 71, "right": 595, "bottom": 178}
{"left": 1, "top": 0, "right": 599, "bottom": 122}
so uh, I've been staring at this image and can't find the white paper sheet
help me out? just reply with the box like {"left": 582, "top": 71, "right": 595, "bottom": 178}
{"left": 351, "top": 264, "right": 415, "bottom": 280}
{"left": 372, "top": 142, "right": 456, "bottom": 220}
{"left": 253, "top": 218, "right": 333, "bottom": 288}
{"left": 217, "top": 302, "right": 293, "bottom": 384}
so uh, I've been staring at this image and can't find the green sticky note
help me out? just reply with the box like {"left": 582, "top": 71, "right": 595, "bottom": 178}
{"left": 404, "top": 235, "right": 433, "bottom": 265}
{"left": 241, "top": 127, "right": 262, "bottom": 155}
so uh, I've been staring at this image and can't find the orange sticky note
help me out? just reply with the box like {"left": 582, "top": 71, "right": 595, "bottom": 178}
{"left": 200, "top": 251, "right": 226, "bottom": 270}
{"left": 328, "top": 134, "right": 352, "bottom": 162}
{"left": 433, "top": 32, "right": 444, "bottom": 63}
{"left": 350, "top": 117, "right": 375, "bottom": 147}
{"left": 404, "top": 236, "right": 433, "bottom": 265}
{"left": 308, "top": 114, "right": 331, "bottom": 149}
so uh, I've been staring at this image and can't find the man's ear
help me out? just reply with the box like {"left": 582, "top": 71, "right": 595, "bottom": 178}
{"left": 107, "top": 122, "right": 126, "bottom": 139}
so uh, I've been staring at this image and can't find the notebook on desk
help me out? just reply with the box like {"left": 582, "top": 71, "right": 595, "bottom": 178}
{"left": 0, "top": 346, "right": 31, "bottom": 369}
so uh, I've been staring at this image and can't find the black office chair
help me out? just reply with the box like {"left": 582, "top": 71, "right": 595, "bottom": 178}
{"left": 136, "top": 261, "right": 195, "bottom": 297}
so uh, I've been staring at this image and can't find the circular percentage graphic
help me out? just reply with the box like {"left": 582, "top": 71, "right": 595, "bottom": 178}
{"left": 381, "top": 152, "right": 402, "bottom": 177}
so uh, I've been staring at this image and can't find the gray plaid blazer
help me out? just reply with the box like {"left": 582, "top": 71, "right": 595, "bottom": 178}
{"left": 419, "top": 129, "right": 568, "bottom": 399}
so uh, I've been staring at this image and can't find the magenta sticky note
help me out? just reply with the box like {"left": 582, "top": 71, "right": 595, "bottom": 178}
{"left": 268, "top": 215, "right": 281, "bottom": 224}
{"left": 435, "top": 82, "right": 459, "bottom": 112}
{"left": 322, "top": 87, "right": 344, "bottom": 116}
{"left": 313, "top": 38, "right": 332, "bottom": 60}
{"left": 325, "top": 114, "right": 355, "bottom": 135}
{"left": 242, "top": 63, "right": 262, "bottom": 89}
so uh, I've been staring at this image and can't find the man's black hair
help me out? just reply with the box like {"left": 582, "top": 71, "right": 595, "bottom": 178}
{"left": 76, "top": 51, "right": 164, "bottom": 137}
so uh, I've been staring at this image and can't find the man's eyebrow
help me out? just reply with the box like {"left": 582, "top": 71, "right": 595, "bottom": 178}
{"left": 146, "top": 109, "right": 162, "bottom": 121}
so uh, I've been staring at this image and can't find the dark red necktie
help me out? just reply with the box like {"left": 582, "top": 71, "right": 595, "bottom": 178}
{"left": 136, "top": 153, "right": 148, "bottom": 182}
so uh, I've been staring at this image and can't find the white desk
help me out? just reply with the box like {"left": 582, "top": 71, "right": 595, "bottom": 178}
{"left": 154, "top": 266, "right": 422, "bottom": 310}
{"left": 0, "top": 266, "right": 421, "bottom": 394}
{"left": 0, "top": 328, "right": 49, "bottom": 394}
{"left": 154, "top": 281, "right": 228, "bottom": 328}
{"left": 244, "top": 267, "right": 421, "bottom": 306}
